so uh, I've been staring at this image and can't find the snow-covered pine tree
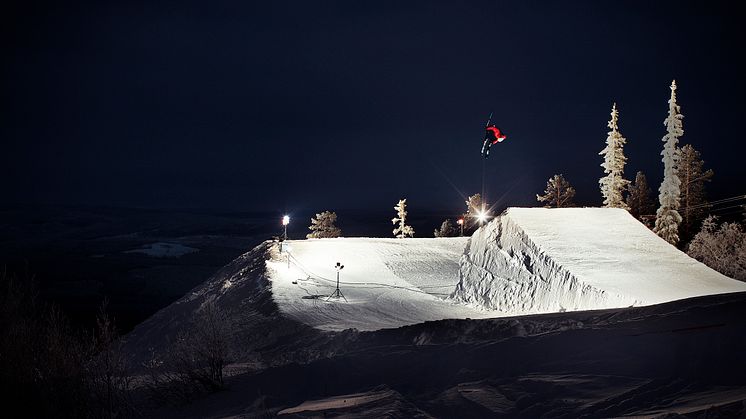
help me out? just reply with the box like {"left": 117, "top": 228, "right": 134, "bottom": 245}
{"left": 306, "top": 210, "right": 341, "bottom": 239}
{"left": 537, "top": 174, "right": 576, "bottom": 208}
{"left": 654, "top": 80, "right": 684, "bottom": 246}
{"left": 677, "top": 144, "right": 713, "bottom": 242}
{"left": 392, "top": 199, "right": 414, "bottom": 238}
{"left": 434, "top": 219, "right": 456, "bottom": 237}
{"left": 626, "top": 171, "right": 655, "bottom": 222}
{"left": 687, "top": 216, "right": 746, "bottom": 281}
{"left": 599, "top": 103, "right": 630, "bottom": 209}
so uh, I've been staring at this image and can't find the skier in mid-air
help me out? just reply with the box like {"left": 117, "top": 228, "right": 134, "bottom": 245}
{"left": 481, "top": 124, "right": 507, "bottom": 158}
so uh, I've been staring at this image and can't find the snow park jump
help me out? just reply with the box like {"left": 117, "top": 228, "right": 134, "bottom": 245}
{"left": 125, "top": 208, "right": 746, "bottom": 337}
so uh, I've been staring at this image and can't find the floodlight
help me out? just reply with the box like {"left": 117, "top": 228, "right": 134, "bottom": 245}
{"left": 476, "top": 210, "right": 489, "bottom": 224}
{"left": 281, "top": 215, "right": 290, "bottom": 241}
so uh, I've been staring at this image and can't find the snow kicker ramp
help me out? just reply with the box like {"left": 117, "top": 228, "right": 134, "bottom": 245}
{"left": 453, "top": 207, "right": 746, "bottom": 313}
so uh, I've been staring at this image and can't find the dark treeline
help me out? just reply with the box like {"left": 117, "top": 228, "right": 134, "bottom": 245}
{"left": 0, "top": 270, "right": 135, "bottom": 418}
{"left": 1, "top": 268, "right": 239, "bottom": 417}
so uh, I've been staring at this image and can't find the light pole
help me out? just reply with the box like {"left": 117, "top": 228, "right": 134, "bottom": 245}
{"left": 457, "top": 218, "right": 464, "bottom": 236}
{"left": 282, "top": 215, "right": 290, "bottom": 241}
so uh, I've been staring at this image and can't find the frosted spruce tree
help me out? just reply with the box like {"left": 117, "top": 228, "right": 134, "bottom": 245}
{"left": 626, "top": 171, "right": 655, "bottom": 222}
{"left": 654, "top": 80, "right": 684, "bottom": 246}
{"left": 306, "top": 210, "right": 341, "bottom": 238}
{"left": 392, "top": 199, "right": 414, "bottom": 238}
{"left": 687, "top": 216, "right": 746, "bottom": 281}
{"left": 599, "top": 103, "right": 630, "bottom": 209}
{"left": 537, "top": 174, "right": 576, "bottom": 208}
{"left": 677, "top": 144, "right": 713, "bottom": 242}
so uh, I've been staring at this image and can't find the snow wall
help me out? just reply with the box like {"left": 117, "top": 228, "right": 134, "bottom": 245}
{"left": 452, "top": 207, "right": 746, "bottom": 314}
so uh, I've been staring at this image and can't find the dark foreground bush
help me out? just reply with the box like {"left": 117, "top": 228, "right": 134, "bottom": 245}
{"left": 144, "top": 302, "right": 235, "bottom": 406}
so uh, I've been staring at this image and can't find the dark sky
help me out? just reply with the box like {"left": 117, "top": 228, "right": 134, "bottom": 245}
{"left": 2, "top": 1, "right": 744, "bottom": 214}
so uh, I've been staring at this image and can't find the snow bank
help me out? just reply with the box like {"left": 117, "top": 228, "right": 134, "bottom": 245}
{"left": 453, "top": 207, "right": 746, "bottom": 313}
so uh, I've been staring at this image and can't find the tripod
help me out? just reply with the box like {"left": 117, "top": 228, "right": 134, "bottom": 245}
{"left": 327, "top": 262, "right": 347, "bottom": 302}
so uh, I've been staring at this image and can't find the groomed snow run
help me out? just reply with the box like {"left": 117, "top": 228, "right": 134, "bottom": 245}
{"left": 268, "top": 238, "right": 499, "bottom": 331}
{"left": 453, "top": 207, "right": 746, "bottom": 314}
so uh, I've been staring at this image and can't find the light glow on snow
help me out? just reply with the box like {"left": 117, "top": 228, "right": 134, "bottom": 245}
{"left": 267, "top": 237, "right": 500, "bottom": 331}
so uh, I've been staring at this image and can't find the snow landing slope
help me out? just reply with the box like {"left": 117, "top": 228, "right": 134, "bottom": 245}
{"left": 270, "top": 238, "right": 497, "bottom": 331}
{"left": 453, "top": 207, "right": 746, "bottom": 314}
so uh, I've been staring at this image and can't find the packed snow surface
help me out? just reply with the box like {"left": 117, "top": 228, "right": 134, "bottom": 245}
{"left": 269, "top": 238, "right": 498, "bottom": 331}
{"left": 268, "top": 208, "right": 746, "bottom": 330}
{"left": 453, "top": 207, "right": 746, "bottom": 313}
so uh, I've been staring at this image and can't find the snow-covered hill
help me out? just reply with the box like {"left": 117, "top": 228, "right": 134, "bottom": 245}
{"left": 453, "top": 207, "right": 746, "bottom": 313}
{"left": 121, "top": 208, "right": 746, "bottom": 416}
{"left": 124, "top": 207, "right": 746, "bottom": 364}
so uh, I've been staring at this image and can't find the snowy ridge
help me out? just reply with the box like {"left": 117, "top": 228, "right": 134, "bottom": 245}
{"left": 453, "top": 207, "right": 746, "bottom": 313}
{"left": 122, "top": 242, "right": 324, "bottom": 366}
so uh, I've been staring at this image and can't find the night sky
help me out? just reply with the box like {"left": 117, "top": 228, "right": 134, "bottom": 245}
{"left": 2, "top": 1, "right": 744, "bottom": 215}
